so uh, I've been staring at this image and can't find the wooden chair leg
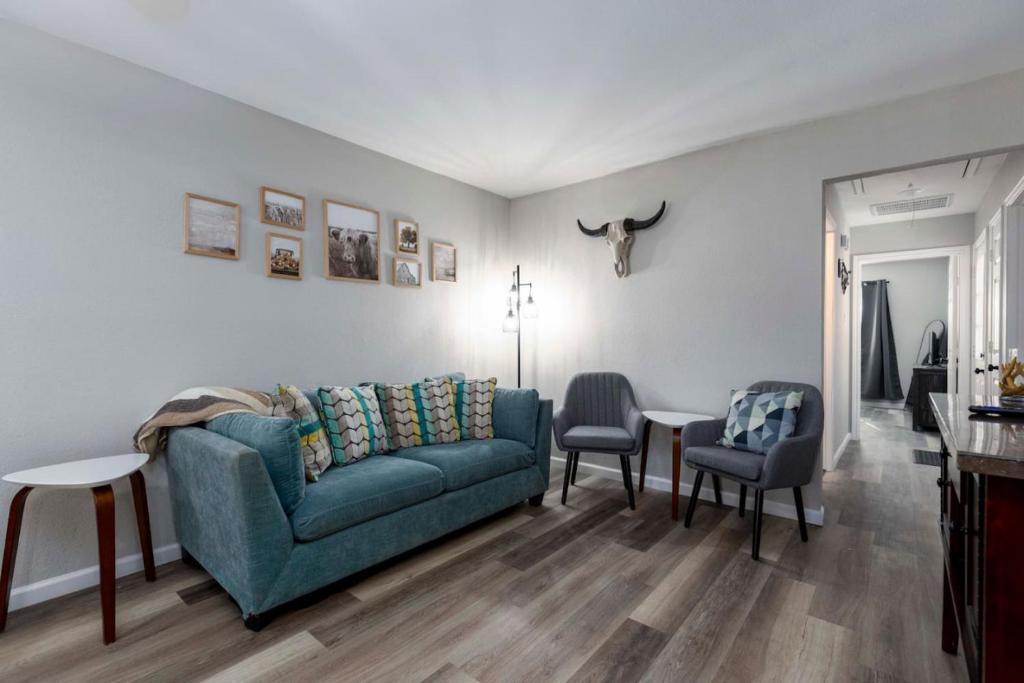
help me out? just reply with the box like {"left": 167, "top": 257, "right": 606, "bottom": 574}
{"left": 0, "top": 487, "right": 32, "bottom": 632}
{"left": 638, "top": 419, "right": 652, "bottom": 493}
{"left": 619, "top": 455, "right": 636, "bottom": 510}
{"left": 793, "top": 486, "right": 808, "bottom": 542}
{"left": 561, "top": 453, "right": 573, "bottom": 505}
{"left": 684, "top": 470, "right": 704, "bottom": 528}
{"left": 570, "top": 450, "right": 580, "bottom": 485}
{"left": 711, "top": 475, "right": 723, "bottom": 505}
{"left": 752, "top": 489, "right": 764, "bottom": 561}
{"left": 738, "top": 484, "right": 747, "bottom": 518}
{"left": 92, "top": 485, "right": 116, "bottom": 644}
{"left": 129, "top": 471, "right": 156, "bottom": 582}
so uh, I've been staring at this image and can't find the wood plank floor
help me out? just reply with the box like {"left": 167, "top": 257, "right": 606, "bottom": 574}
{"left": 0, "top": 408, "right": 968, "bottom": 682}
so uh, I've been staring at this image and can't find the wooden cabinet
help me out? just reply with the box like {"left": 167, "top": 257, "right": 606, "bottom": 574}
{"left": 911, "top": 366, "right": 946, "bottom": 431}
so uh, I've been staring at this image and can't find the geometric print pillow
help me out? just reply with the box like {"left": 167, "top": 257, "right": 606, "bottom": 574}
{"left": 375, "top": 379, "right": 460, "bottom": 449}
{"left": 271, "top": 384, "right": 333, "bottom": 481}
{"left": 316, "top": 385, "right": 391, "bottom": 466}
{"left": 718, "top": 389, "right": 803, "bottom": 455}
{"left": 453, "top": 377, "right": 496, "bottom": 440}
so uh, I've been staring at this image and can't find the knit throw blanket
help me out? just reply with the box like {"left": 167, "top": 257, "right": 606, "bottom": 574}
{"left": 133, "top": 387, "right": 272, "bottom": 455}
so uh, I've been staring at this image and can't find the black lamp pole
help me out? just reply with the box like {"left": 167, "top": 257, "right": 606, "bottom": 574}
{"left": 505, "top": 264, "right": 536, "bottom": 389}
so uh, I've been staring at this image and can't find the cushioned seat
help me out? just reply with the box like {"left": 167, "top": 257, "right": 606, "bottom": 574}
{"left": 560, "top": 425, "right": 634, "bottom": 451}
{"left": 391, "top": 439, "right": 534, "bottom": 491}
{"left": 684, "top": 445, "right": 763, "bottom": 482}
{"left": 289, "top": 456, "right": 443, "bottom": 541}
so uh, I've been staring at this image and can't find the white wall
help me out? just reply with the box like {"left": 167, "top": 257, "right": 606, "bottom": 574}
{"left": 862, "top": 259, "right": 949, "bottom": 395}
{"left": 824, "top": 185, "right": 852, "bottom": 464}
{"left": 509, "top": 66, "right": 1024, "bottom": 516}
{"left": 0, "top": 22, "right": 513, "bottom": 594}
{"left": 976, "top": 150, "right": 1024, "bottom": 237}
{"left": 851, "top": 213, "right": 975, "bottom": 255}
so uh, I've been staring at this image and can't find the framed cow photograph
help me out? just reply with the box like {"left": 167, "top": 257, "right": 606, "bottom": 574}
{"left": 260, "top": 186, "right": 305, "bottom": 230}
{"left": 323, "top": 199, "right": 380, "bottom": 283}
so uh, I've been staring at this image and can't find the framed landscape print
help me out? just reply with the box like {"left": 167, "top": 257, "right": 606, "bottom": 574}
{"left": 265, "top": 232, "right": 303, "bottom": 280}
{"left": 260, "top": 186, "right": 305, "bottom": 230}
{"left": 183, "top": 193, "right": 240, "bottom": 260}
{"left": 393, "top": 257, "right": 421, "bottom": 288}
{"left": 323, "top": 199, "right": 380, "bottom": 283}
{"left": 395, "top": 219, "right": 419, "bottom": 254}
{"left": 431, "top": 241, "right": 457, "bottom": 283}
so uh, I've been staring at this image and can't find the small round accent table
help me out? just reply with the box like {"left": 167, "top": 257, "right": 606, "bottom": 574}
{"left": 0, "top": 453, "right": 155, "bottom": 644}
{"left": 640, "top": 411, "right": 716, "bottom": 521}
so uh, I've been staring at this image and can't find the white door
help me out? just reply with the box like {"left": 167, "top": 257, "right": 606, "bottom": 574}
{"left": 972, "top": 232, "right": 988, "bottom": 401}
{"left": 988, "top": 213, "right": 1003, "bottom": 401}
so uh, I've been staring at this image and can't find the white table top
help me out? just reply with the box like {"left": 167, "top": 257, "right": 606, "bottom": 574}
{"left": 3, "top": 453, "right": 149, "bottom": 488}
{"left": 643, "top": 410, "right": 716, "bottom": 428}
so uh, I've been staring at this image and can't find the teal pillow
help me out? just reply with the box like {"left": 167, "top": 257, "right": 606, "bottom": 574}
{"left": 205, "top": 414, "right": 305, "bottom": 514}
{"left": 493, "top": 387, "right": 539, "bottom": 448}
{"left": 718, "top": 390, "right": 803, "bottom": 454}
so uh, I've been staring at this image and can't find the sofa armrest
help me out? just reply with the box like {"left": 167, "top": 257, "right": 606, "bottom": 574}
{"left": 166, "top": 427, "right": 292, "bottom": 616}
{"left": 534, "top": 399, "right": 553, "bottom": 487}
{"left": 681, "top": 418, "right": 727, "bottom": 449}
{"left": 760, "top": 433, "right": 820, "bottom": 490}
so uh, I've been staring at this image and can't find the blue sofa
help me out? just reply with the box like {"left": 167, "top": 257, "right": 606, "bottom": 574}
{"left": 165, "top": 386, "right": 552, "bottom": 629}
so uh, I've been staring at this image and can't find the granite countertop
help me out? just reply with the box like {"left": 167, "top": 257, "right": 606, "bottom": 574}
{"left": 930, "top": 393, "right": 1024, "bottom": 479}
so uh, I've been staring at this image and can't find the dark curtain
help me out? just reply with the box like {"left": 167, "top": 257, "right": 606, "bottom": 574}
{"left": 861, "top": 279, "right": 903, "bottom": 400}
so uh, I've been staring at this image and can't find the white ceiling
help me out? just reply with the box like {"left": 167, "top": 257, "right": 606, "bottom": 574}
{"left": 4, "top": 1, "right": 1024, "bottom": 198}
{"left": 834, "top": 153, "right": 1008, "bottom": 227}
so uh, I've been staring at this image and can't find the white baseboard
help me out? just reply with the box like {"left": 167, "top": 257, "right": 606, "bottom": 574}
{"left": 553, "top": 456, "right": 825, "bottom": 526}
{"left": 9, "top": 543, "right": 182, "bottom": 612}
{"left": 832, "top": 432, "right": 851, "bottom": 470}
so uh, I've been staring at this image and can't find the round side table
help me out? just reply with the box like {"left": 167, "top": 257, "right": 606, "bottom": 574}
{"left": 0, "top": 453, "right": 155, "bottom": 644}
{"left": 640, "top": 411, "right": 716, "bottom": 521}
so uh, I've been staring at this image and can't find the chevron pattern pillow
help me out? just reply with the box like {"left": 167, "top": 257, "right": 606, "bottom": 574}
{"left": 270, "top": 384, "right": 332, "bottom": 481}
{"left": 718, "top": 389, "right": 804, "bottom": 455}
{"left": 317, "top": 385, "right": 391, "bottom": 465}
{"left": 376, "top": 379, "right": 460, "bottom": 448}
{"left": 453, "top": 377, "right": 497, "bottom": 440}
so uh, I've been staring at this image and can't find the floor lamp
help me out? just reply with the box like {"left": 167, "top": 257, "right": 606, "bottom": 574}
{"left": 502, "top": 265, "right": 538, "bottom": 388}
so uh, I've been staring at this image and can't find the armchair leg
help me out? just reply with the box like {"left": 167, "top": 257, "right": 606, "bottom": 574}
{"left": 711, "top": 475, "right": 723, "bottom": 505}
{"left": 570, "top": 450, "right": 580, "bottom": 485}
{"left": 638, "top": 419, "right": 652, "bottom": 493}
{"left": 684, "top": 470, "right": 704, "bottom": 528}
{"left": 619, "top": 455, "right": 636, "bottom": 510}
{"left": 752, "top": 489, "right": 765, "bottom": 561}
{"left": 793, "top": 486, "right": 808, "bottom": 542}
{"left": 738, "top": 484, "right": 747, "bottom": 517}
{"left": 561, "top": 452, "right": 573, "bottom": 505}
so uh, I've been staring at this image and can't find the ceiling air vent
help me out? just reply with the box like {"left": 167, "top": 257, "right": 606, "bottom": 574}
{"left": 869, "top": 194, "right": 953, "bottom": 216}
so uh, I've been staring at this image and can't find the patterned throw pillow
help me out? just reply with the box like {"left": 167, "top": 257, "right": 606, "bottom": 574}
{"left": 376, "top": 379, "right": 460, "bottom": 448}
{"left": 718, "top": 390, "right": 804, "bottom": 455}
{"left": 453, "top": 377, "right": 497, "bottom": 440}
{"left": 270, "top": 385, "right": 332, "bottom": 481}
{"left": 317, "top": 385, "right": 390, "bottom": 465}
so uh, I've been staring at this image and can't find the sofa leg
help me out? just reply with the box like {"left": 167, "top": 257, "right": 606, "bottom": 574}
{"left": 684, "top": 471, "right": 704, "bottom": 528}
{"left": 711, "top": 475, "right": 723, "bottom": 505}
{"left": 793, "top": 486, "right": 808, "bottom": 542}
{"left": 752, "top": 490, "right": 764, "bottom": 561}
{"left": 243, "top": 612, "right": 270, "bottom": 632}
{"left": 570, "top": 451, "right": 580, "bottom": 485}
{"left": 738, "top": 484, "right": 747, "bottom": 518}
{"left": 619, "top": 455, "right": 636, "bottom": 510}
{"left": 561, "top": 454, "right": 573, "bottom": 505}
{"left": 528, "top": 493, "right": 544, "bottom": 507}
{"left": 181, "top": 547, "right": 200, "bottom": 569}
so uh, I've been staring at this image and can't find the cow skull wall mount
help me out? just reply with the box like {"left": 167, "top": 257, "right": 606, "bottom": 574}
{"left": 577, "top": 201, "right": 666, "bottom": 278}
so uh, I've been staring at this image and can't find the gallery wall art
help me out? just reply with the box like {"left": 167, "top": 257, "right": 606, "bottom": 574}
{"left": 396, "top": 219, "right": 419, "bottom": 254}
{"left": 266, "top": 232, "right": 303, "bottom": 280}
{"left": 183, "top": 192, "right": 240, "bottom": 259}
{"left": 393, "top": 256, "right": 421, "bottom": 287}
{"left": 323, "top": 199, "right": 380, "bottom": 283}
{"left": 431, "top": 241, "right": 457, "bottom": 282}
{"left": 260, "top": 186, "right": 305, "bottom": 230}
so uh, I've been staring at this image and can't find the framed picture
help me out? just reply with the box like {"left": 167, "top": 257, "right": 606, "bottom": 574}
{"left": 431, "top": 241, "right": 457, "bottom": 283}
{"left": 183, "top": 193, "right": 240, "bottom": 260}
{"left": 260, "top": 186, "right": 305, "bottom": 230}
{"left": 323, "top": 199, "right": 380, "bottom": 283}
{"left": 395, "top": 219, "right": 419, "bottom": 254}
{"left": 265, "top": 232, "right": 303, "bottom": 280}
{"left": 393, "top": 257, "right": 422, "bottom": 288}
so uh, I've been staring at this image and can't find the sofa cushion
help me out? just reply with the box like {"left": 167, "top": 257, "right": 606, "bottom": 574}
{"left": 453, "top": 377, "right": 497, "bottom": 440}
{"left": 289, "top": 456, "right": 444, "bottom": 541}
{"left": 685, "top": 445, "right": 764, "bottom": 482}
{"left": 376, "top": 379, "right": 460, "bottom": 448}
{"left": 205, "top": 414, "right": 305, "bottom": 515}
{"left": 718, "top": 389, "right": 803, "bottom": 454}
{"left": 493, "top": 387, "right": 539, "bottom": 448}
{"left": 391, "top": 438, "right": 534, "bottom": 491}
{"left": 271, "top": 384, "right": 332, "bottom": 481}
{"left": 317, "top": 385, "right": 391, "bottom": 465}
{"left": 561, "top": 425, "right": 633, "bottom": 451}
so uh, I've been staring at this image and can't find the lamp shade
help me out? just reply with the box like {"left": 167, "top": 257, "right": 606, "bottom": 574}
{"left": 502, "top": 309, "right": 519, "bottom": 333}
{"left": 521, "top": 294, "right": 538, "bottom": 319}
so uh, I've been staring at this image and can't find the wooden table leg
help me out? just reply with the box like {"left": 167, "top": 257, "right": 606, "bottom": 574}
{"left": 671, "top": 427, "right": 681, "bottom": 521}
{"left": 0, "top": 487, "right": 32, "bottom": 632}
{"left": 638, "top": 419, "right": 652, "bottom": 493}
{"left": 129, "top": 471, "right": 156, "bottom": 582}
{"left": 92, "top": 485, "right": 116, "bottom": 645}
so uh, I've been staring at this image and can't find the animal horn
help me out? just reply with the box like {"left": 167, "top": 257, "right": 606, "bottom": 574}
{"left": 625, "top": 200, "right": 666, "bottom": 231}
{"left": 577, "top": 219, "right": 608, "bottom": 237}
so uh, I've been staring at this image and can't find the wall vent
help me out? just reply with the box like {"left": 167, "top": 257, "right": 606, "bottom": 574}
{"left": 869, "top": 194, "right": 953, "bottom": 216}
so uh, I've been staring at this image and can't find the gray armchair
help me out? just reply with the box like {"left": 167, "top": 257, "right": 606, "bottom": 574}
{"left": 681, "top": 380, "right": 823, "bottom": 560}
{"left": 553, "top": 372, "right": 645, "bottom": 509}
